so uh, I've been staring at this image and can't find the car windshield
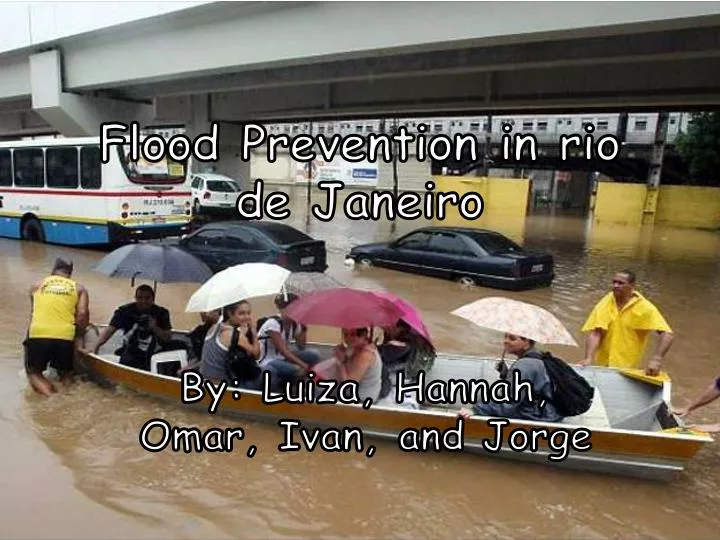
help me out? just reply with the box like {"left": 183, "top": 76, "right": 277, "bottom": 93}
{"left": 262, "top": 225, "right": 312, "bottom": 245}
{"left": 469, "top": 233, "right": 523, "bottom": 254}
{"left": 207, "top": 180, "right": 239, "bottom": 192}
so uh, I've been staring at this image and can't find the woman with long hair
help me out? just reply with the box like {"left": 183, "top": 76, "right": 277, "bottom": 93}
{"left": 200, "top": 300, "right": 263, "bottom": 389}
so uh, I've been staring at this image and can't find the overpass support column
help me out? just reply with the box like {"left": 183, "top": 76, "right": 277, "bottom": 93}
{"left": 184, "top": 94, "right": 251, "bottom": 184}
{"left": 29, "top": 49, "right": 153, "bottom": 136}
{"left": 642, "top": 112, "right": 669, "bottom": 225}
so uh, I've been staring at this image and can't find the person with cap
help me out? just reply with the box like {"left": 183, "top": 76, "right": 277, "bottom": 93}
{"left": 25, "top": 257, "right": 89, "bottom": 396}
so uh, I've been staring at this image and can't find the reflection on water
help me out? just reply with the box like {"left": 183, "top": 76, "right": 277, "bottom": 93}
{"left": 2, "top": 187, "right": 720, "bottom": 538}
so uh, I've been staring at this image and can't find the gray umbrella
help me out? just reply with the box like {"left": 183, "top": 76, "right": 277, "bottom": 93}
{"left": 283, "top": 272, "right": 346, "bottom": 297}
{"left": 92, "top": 244, "right": 213, "bottom": 286}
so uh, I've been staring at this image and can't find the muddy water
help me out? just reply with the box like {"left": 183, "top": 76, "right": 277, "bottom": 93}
{"left": 2, "top": 188, "right": 720, "bottom": 539}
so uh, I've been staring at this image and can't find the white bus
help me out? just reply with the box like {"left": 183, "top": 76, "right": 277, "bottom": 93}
{"left": 0, "top": 137, "right": 193, "bottom": 246}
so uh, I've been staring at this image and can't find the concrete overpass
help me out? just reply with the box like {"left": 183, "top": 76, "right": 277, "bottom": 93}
{"left": 1, "top": 0, "right": 720, "bottom": 142}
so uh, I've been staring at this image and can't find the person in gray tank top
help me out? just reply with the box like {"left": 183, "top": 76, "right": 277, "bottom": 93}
{"left": 333, "top": 327, "right": 382, "bottom": 402}
{"left": 199, "top": 300, "right": 262, "bottom": 389}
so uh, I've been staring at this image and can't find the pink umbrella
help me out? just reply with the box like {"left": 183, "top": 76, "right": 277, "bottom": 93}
{"left": 283, "top": 288, "right": 404, "bottom": 329}
{"left": 370, "top": 290, "right": 434, "bottom": 348}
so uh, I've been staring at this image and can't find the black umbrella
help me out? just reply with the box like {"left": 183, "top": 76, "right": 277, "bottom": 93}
{"left": 92, "top": 244, "right": 213, "bottom": 289}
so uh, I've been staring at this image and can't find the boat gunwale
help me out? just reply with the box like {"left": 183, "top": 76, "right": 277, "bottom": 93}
{"left": 76, "top": 347, "right": 714, "bottom": 444}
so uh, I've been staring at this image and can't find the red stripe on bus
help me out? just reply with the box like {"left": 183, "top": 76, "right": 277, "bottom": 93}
{"left": 0, "top": 189, "right": 192, "bottom": 197}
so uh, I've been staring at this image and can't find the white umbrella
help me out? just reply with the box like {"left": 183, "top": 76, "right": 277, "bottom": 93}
{"left": 185, "top": 262, "right": 290, "bottom": 312}
{"left": 451, "top": 296, "right": 578, "bottom": 347}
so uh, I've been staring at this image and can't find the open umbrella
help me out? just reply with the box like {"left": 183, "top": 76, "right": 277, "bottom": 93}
{"left": 370, "top": 290, "right": 433, "bottom": 347}
{"left": 92, "top": 244, "right": 213, "bottom": 287}
{"left": 185, "top": 262, "right": 290, "bottom": 312}
{"left": 283, "top": 272, "right": 346, "bottom": 297}
{"left": 451, "top": 296, "right": 578, "bottom": 347}
{"left": 283, "top": 288, "right": 404, "bottom": 329}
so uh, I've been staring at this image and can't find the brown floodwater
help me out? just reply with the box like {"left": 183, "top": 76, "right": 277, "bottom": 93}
{"left": 2, "top": 187, "right": 720, "bottom": 539}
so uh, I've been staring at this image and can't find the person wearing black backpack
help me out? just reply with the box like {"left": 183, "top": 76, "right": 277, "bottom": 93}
{"left": 459, "top": 333, "right": 565, "bottom": 423}
{"left": 198, "top": 300, "right": 265, "bottom": 390}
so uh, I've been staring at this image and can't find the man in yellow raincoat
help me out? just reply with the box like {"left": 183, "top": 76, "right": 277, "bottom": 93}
{"left": 580, "top": 270, "right": 674, "bottom": 376}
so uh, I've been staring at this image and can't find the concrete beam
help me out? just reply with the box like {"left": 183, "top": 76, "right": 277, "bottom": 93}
{"left": 53, "top": 2, "right": 720, "bottom": 91}
{"left": 116, "top": 25, "right": 720, "bottom": 99}
{"left": 0, "top": 53, "right": 31, "bottom": 101}
{"left": 0, "top": 98, "right": 33, "bottom": 115}
{"left": 203, "top": 55, "right": 720, "bottom": 120}
{"left": 29, "top": 49, "right": 154, "bottom": 137}
{"left": 0, "top": 109, "right": 53, "bottom": 138}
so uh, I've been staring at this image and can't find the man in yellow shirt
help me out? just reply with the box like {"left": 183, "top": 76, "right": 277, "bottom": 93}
{"left": 25, "top": 258, "right": 89, "bottom": 396}
{"left": 580, "top": 270, "right": 674, "bottom": 376}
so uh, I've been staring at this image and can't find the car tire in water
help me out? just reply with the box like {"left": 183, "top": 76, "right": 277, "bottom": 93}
{"left": 457, "top": 276, "right": 476, "bottom": 288}
{"left": 358, "top": 257, "right": 373, "bottom": 268}
{"left": 21, "top": 217, "right": 45, "bottom": 243}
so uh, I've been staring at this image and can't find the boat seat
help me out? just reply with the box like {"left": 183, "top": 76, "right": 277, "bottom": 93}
{"left": 561, "top": 387, "right": 611, "bottom": 429}
{"left": 150, "top": 350, "right": 188, "bottom": 375}
{"left": 96, "top": 350, "right": 188, "bottom": 375}
{"left": 415, "top": 388, "right": 611, "bottom": 430}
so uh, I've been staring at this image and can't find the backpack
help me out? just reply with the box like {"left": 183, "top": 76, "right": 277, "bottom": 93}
{"left": 405, "top": 338, "right": 436, "bottom": 379}
{"left": 256, "top": 315, "right": 298, "bottom": 362}
{"left": 256, "top": 315, "right": 283, "bottom": 335}
{"left": 524, "top": 350, "right": 595, "bottom": 417}
{"left": 226, "top": 326, "right": 261, "bottom": 382}
{"left": 378, "top": 342, "right": 414, "bottom": 399}
{"left": 377, "top": 339, "right": 437, "bottom": 400}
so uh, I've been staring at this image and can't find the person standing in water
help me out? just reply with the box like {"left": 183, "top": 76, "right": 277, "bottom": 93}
{"left": 25, "top": 258, "right": 89, "bottom": 396}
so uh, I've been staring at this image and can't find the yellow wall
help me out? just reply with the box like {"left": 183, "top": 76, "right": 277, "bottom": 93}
{"left": 655, "top": 186, "right": 720, "bottom": 229}
{"left": 594, "top": 182, "right": 720, "bottom": 229}
{"left": 431, "top": 175, "right": 530, "bottom": 242}
{"left": 593, "top": 182, "right": 648, "bottom": 226}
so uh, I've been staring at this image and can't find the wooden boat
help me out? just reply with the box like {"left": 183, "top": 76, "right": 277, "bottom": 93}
{"left": 75, "top": 325, "right": 713, "bottom": 482}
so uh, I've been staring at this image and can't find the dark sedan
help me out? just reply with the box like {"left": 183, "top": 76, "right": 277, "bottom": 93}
{"left": 179, "top": 221, "right": 327, "bottom": 273}
{"left": 346, "top": 226, "right": 554, "bottom": 290}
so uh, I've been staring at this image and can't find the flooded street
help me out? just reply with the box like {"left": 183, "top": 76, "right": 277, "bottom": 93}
{"left": 2, "top": 187, "right": 720, "bottom": 539}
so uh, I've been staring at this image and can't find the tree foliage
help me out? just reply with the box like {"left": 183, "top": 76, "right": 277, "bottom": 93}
{"left": 675, "top": 112, "right": 720, "bottom": 181}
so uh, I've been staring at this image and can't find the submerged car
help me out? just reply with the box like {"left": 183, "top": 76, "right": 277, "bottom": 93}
{"left": 346, "top": 226, "right": 554, "bottom": 290}
{"left": 179, "top": 221, "right": 327, "bottom": 273}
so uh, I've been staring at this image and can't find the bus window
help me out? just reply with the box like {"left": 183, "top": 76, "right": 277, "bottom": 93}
{"left": 13, "top": 148, "right": 44, "bottom": 188}
{"left": 47, "top": 147, "right": 79, "bottom": 189}
{"left": 0, "top": 150, "right": 11, "bottom": 186}
{"left": 117, "top": 145, "right": 186, "bottom": 185}
{"left": 80, "top": 146, "right": 101, "bottom": 189}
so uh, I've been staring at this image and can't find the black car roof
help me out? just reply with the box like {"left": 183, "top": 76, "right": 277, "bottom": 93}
{"left": 197, "top": 220, "right": 298, "bottom": 232}
{"left": 407, "top": 226, "right": 506, "bottom": 236}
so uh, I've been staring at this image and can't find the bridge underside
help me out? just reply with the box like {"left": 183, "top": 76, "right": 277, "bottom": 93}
{"left": 149, "top": 25, "right": 720, "bottom": 123}
{"left": 0, "top": 2, "right": 719, "bottom": 136}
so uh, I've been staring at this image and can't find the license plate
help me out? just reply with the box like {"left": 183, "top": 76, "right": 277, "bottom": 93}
{"left": 531, "top": 264, "right": 543, "bottom": 273}
{"left": 300, "top": 256, "right": 315, "bottom": 265}
{"left": 152, "top": 217, "right": 166, "bottom": 224}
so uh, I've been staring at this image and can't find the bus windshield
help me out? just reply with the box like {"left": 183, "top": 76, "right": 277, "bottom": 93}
{"left": 118, "top": 145, "right": 187, "bottom": 184}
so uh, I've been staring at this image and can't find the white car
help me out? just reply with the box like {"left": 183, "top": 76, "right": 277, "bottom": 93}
{"left": 189, "top": 173, "right": 241, "bottom": 215}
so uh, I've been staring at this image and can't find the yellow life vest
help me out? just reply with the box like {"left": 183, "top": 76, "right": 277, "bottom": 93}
{"left": 28, "top": 275, "right": 79, "bottom": 341}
